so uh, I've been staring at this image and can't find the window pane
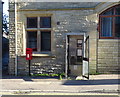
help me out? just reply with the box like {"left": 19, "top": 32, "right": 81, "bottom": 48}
{"left": 115, "top": 17, "right": 120, "bottom": 37}
{"left": 102, "top": 9, "right": 114, "bottom": 15}
{"left": 27, "top": 31, "right": 37, "bottom": 51}
{"left": 115, "top": 6, "right": 120, "bottom": 15}
{"left": 40, "top": 17, "right": 51, "bottom": 28}
{"left": 101, "top": 17, "right": 113, "bottom": 37}
{"left": 41, "top": 31, "right": 51, "bottom": 51}
{"left": 27, "top": 17, "right": 37, "bottom": 28}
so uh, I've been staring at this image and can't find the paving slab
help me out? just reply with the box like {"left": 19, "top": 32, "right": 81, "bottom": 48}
{"left": 1, "top": 74, "right": 120, "bottom": 95}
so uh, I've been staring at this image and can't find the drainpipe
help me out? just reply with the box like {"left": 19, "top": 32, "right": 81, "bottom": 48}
{"left": 15, "top": 0, "right": 18, "bottom": 76}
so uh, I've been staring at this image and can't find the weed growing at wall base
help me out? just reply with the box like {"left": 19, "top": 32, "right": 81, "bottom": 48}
{"left": 31, "top": 73, "right": 65, "bottom": 80}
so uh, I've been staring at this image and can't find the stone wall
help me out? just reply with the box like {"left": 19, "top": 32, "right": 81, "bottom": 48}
{"left": 87, "top": 30, "right": 98, "bottom": 74}
{"left": 9, "top": 2, "right": 16, "bottom": 75}
{"left": 17, "top": 56, "right": 64, "bottom": 75}
{"left": 97, "top": 40, "right": 120, "bottom": 74}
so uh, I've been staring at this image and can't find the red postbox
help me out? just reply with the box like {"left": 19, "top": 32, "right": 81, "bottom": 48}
{"left": 26, "top": 48, "right": 32, "bottom": 60}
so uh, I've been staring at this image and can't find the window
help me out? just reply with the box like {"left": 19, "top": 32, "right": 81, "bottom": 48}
{"left": 26, "top": 16, "right": 51, "bottom": 52}
{"left": 99, "top": 4, "right": 120, "bottom": 39}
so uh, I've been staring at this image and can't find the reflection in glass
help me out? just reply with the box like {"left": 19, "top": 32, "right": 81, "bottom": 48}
{"left": 102, "top": 9, "right": 113, "bottom": 15}
{"left": 41, "top": 31, "right": 51, "bottom": 51}
{"left": 101, "top": 17, "right": 112, "bottom": 37}
{"left": 116, "top": 6, "right": 120, "bottom": 15}
{"left": 115, "top": 17, "right": 120, "bottom": 37}
{"left": 27, "top": 31, "right": 37, "bottom": 51}
{"left": 27, "top": 17, "right": 37, "bottom": 28}
{"left": 40, "top": 17, "right": 51, "bottom": 28}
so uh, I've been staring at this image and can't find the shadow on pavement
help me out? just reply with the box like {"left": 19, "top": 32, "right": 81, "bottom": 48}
{"left": 2, "top": 75, "right": 59, "bottom": 81}
{"left": 2, "top": 75, "right": 120, "bottom": 86}
{"left": 62, "top": 79, "right": 120, "bottom": 85}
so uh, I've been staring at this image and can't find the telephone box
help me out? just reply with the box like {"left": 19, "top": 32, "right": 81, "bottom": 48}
{"left": 26, "top": 48, "right": 32, "bottom": 60}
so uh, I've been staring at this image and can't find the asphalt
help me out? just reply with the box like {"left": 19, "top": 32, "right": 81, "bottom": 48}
{"left": 0, "top": 74, "right": 120, "bottom": 95}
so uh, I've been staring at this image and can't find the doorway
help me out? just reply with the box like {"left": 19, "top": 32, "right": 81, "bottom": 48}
{"left": 68, "top": 35, "right": 84, "bottom": 76}
{"left": 65, "top": 33, "right": 89, "bottom": 78}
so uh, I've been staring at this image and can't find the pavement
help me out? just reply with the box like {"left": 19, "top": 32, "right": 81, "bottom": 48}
{"left": 0, "top": 74, "right": 120, "bottom": 95}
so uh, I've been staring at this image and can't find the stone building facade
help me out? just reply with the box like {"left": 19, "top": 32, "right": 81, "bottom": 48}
{"left": 9, "top": 2, "right": 120, "bottom": 77}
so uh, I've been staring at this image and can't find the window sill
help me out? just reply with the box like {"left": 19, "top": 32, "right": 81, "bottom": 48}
{"left": 26, "top": 28, "right": 52, "bottom": 31}
{"left": 99, "top": 37, "right": 120, "bottom": 39}
{"left": 20, "top": 53, "right": 56, "bottom": 58}
{"left": 98, "top": 39, "right": 120, "bottom": 41}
